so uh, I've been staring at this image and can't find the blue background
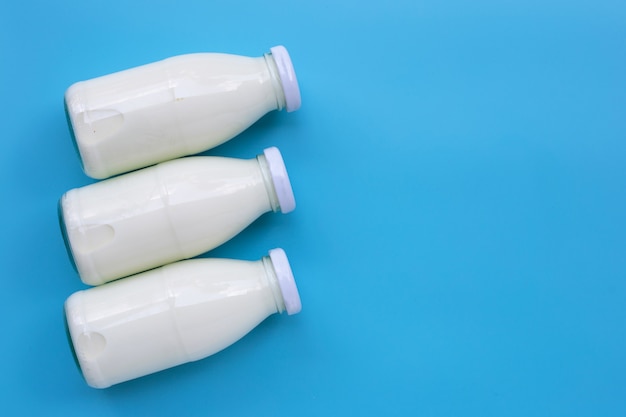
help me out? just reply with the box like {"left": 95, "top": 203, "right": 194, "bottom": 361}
{"left": 1, "top": 1, "right": 625, "bottom": 415}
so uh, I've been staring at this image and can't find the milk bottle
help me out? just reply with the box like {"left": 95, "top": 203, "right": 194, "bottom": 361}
{"left": 60, "top": 147, "right": 295, "bottom": 286}
{"left": 65, "top": 45, "right": 301, "bottom": 179}
{"left": 65, "top": 248, "right": 301, "bottom": 389}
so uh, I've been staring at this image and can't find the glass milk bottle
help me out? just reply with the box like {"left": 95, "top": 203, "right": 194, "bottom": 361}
{"left": 65, "top": 248, "right": 302, "bottom": 389}
{"left": 60, "top": 147, "right": 295, "bottom": 286}
{"left": 65, "top": 45, "right": 301, "bottom": 179}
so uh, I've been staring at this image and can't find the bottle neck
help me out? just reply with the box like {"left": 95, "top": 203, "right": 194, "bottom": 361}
{"left": 261, "top": 256, "right": 286, "bottom": 314}
{"left": 256, "top": 154, "right": 281, "bottom": 212}
{"left": 263, "top": 53, "right": 287, "bottom": 111}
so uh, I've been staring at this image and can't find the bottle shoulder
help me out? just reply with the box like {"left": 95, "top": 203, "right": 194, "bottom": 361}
{"left": 160, "top": 53, "right": 266, "bottom": 76}
{"left": 155, "top": 156, "right": 260, "bottom": 180}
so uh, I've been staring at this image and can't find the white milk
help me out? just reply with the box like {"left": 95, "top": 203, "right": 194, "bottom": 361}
{"left": 60, "top": 147, "right": 295, "bottom": 286}
{"left": 65, "top": 45, "right": 301, "bottom": 179}
{"left": 65, "top": 249, "right": 302, "bottom": 389}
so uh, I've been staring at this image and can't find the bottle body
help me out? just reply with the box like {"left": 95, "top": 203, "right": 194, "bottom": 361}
{"left": 65, "top": 250, "right": 301, "bottom": 389}
{"left": 60, "top": 148, "right": 295, "bottom": 286}
{"left": 65, "top": 46, "right": 300, "bottom": 179}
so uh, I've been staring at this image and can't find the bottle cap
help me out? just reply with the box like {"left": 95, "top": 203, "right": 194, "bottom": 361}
{"left": 270, "top": 45, "right": 301, "bottom": 112}
{"left": 263, "top": 147, "right": 296, "bottom": 214}
{"left": 269, "top": 248, "right": 302, "bottom": 315}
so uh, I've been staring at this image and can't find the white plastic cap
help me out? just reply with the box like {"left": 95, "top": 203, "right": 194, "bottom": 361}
{"left": 270, "top": 45, "right": 301, "bottom": 112}
{"left": 269, "top": 248, "right": 301, "bottom": 315}
{"left": 263, "top": 147, "right": 296, "bottom": 214}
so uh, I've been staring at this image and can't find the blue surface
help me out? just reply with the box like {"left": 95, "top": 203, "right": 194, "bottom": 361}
{"left": 1, "top": 1, "right": 625, "bottom": 415}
